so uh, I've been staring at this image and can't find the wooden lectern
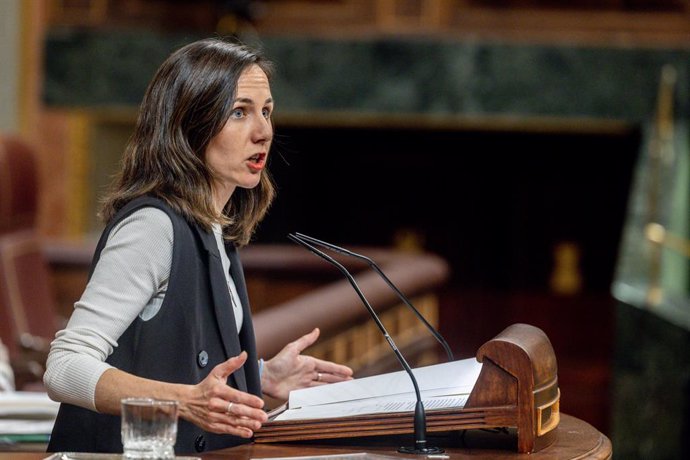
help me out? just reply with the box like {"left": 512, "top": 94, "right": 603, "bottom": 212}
{"left": 255, "top": 323, "right": 560, "bottom": 454}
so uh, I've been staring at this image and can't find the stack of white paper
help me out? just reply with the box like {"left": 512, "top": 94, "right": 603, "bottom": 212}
{"left": 274, "top": 358, "right": 482, "bottom": 421}
{"left": 0, "top": 391, "right": 59, "bottom": 435}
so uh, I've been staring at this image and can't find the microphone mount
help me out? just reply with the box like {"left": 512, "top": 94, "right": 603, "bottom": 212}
{"left": 288, "top": 233, "right": 444, "bottom": 454}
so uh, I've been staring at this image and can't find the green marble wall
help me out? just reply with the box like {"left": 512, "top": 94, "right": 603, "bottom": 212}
{"left": 44, "top": 31, "right": 690, "bottom": 121}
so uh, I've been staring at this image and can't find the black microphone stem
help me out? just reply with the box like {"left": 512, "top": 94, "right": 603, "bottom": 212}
{"left": 288, "top": 233, "right": 443, "bottom": 454}
{"left": 294, "top": 232, "right": 454, "bottom": 362}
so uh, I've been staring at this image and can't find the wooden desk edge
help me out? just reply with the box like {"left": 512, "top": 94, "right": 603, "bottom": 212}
{"left": 0, "top": 414, "right": 611, "bottom": 460}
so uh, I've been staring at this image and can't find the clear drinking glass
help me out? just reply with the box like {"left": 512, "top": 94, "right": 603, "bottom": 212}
{"left": 121, "top": 398, "right": 178, "bottom": 459}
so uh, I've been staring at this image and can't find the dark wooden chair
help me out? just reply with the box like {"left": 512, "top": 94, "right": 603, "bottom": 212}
{"left": 0, "top": 134, "right": 64, "bottom": 389}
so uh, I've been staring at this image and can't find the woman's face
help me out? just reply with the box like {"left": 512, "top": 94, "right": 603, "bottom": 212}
{"left": 205, "top": 64, "right": 273, "bottom": 208}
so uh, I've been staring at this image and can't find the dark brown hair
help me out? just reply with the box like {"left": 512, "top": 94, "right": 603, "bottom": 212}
{"left": 101, "top": 38, "right": 275, "bottom": 246}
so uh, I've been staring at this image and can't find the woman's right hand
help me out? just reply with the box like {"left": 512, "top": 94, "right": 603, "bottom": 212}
{"left": 181, "top": 351, "right": 268, "bottom": 437}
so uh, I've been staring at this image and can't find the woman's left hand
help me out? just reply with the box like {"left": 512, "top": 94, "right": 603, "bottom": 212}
{"left": 261, "top": 328, "right": 353, "bottom": 400}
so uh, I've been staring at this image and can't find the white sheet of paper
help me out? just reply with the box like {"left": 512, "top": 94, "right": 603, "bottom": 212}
{"left": 0, "top": 391, "right": 59, "bottom": 418}
{"left": 0, "top": 419, "right": 55, "bottom": 435}
{"left": 275, "top": 395, "right": 470, "bottom": 421}
{"left": 288, "top": 358, "right": 482, "bottom": 409}
{"left": 274, "top": 358, "right": 482, "bottom": 421}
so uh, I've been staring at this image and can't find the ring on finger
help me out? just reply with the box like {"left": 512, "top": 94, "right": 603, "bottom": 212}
{"left": 226, "top": 401, "right": 234, "bottom": 413}
{"left": 316, "top": 372, "right": 322, "bottom": 382}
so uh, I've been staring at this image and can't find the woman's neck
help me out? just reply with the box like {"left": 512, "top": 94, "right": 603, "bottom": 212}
{"left": 212, "top": 184, "right": 235, "bottom": 215}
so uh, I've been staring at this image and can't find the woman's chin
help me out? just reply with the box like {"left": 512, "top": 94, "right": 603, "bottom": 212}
{"left": 238, "top": 178, "right": 262, "bottom": 190}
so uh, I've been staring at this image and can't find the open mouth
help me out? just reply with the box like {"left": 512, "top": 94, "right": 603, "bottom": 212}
{"left": 249, "top": 153, "right": 266, "bottom": 163}
{"left": 247, "top": 152, "right": 267, "bottom": 170}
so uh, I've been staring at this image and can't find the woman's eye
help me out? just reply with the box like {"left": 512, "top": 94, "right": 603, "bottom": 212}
{"left": 231, "top": 108, "right": 245, "bottom": 118}
{"left": 262, "top": 108, "right": 271, "bottom": 119}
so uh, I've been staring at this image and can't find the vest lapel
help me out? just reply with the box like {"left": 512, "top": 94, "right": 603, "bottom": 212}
{"left": 195, "top": 227, "right": 247, "bottom": 392}
{"left": 226, "top": 245, "right": 250, "bottom": 392}
{"left": 226, "top": 246, "right": 250, "bottom": 317}
{"left": 226, "top": 244, "right": 262, "bottom": 397}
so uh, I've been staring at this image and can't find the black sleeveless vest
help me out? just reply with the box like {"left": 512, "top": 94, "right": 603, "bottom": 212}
{"left": 47, "top": 196, "right": 261, "bottom": 454}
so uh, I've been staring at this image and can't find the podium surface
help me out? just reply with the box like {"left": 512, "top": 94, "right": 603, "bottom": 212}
{"left": 218, "top": 414, "right": 610, "bottom": 460}
{"left": 0, "top": 414, "right": 609, "bottom": 460}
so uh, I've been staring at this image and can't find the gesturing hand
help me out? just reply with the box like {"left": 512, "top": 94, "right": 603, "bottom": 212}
{"left": 261, "top": 328, "right": 353, "bottom": 401}
{"left": 181, "top": 351, "right": 267, "bottom": 437}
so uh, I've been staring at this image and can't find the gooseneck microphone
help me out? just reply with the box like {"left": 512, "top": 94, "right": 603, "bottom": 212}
{"left": 287, "top": 233, "right": 444, "bottom": 454}
{"left": 292, "top": 232, "right": 454, "bottom": 362}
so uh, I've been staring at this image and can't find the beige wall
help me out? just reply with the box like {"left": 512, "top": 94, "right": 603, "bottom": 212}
{"left": 0, "top": 0, "right": 20, "bottom": 133}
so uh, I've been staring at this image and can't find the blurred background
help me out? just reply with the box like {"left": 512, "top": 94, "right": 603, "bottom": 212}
{"left": 1, "top": 1, "right": 689, "bottom": 458}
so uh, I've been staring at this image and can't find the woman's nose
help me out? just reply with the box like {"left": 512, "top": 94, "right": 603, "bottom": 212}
{"left": 253, "top": 115, "right": 272, "bottom": 143}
